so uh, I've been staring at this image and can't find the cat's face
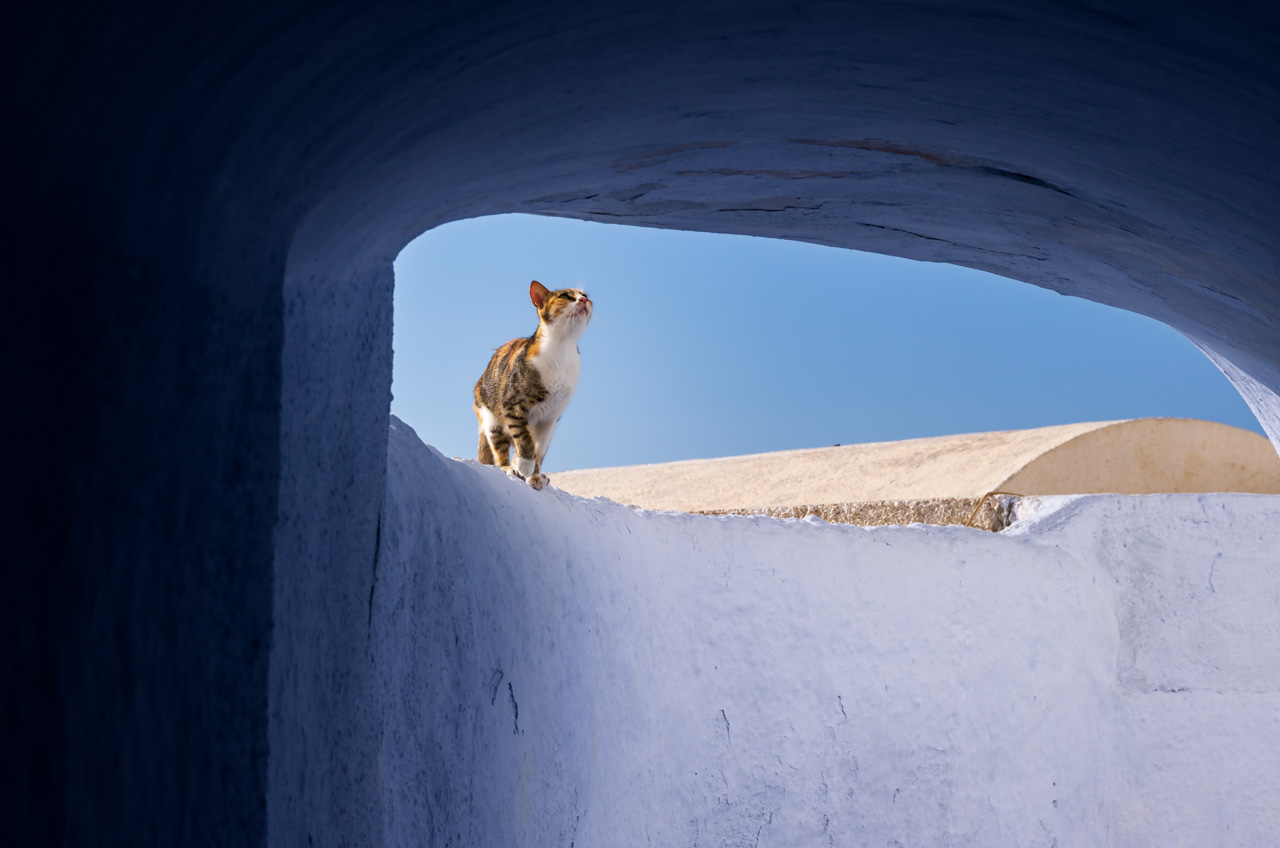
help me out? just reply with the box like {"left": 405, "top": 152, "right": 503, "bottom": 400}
{"left": 530, "top": 281, "right": 592, "bottom": 331}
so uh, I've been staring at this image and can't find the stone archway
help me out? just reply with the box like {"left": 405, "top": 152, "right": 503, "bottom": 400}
{"left": 6, "top": 2, "right": 1277, "bottom": 844}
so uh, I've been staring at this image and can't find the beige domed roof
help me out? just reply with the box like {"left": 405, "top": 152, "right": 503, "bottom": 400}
{"left": 549, "top": 418, "right": 1280, "bottom": 513}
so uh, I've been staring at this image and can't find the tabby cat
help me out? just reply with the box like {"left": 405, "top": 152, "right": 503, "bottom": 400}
{"left": 473, "top": 280, "right": 593, "bottom": 489}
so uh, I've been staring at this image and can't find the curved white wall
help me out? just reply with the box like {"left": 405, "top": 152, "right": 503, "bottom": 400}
{"left": 378, "top": 418, "right": 1280, "bottom": 846}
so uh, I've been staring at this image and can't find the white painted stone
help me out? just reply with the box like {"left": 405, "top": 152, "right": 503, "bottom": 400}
{"left": 377, "top": 418, "right": 1280, "bottom": 846}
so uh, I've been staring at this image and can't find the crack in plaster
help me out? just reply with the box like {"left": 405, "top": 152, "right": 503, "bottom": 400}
{"left": 791, "top": 138, "right": 1074, "bottom": 196}
{"left": 612, "top": 141, "right": 737, "bottom": 172}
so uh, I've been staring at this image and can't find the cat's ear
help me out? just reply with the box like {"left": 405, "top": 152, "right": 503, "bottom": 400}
{"left": 530, "top": 280, "right": 550, "bottom": 308}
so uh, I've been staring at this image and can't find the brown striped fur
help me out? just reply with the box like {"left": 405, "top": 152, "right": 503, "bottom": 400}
{"left": 474, "top": 280, "right": 592, "bottom": 489}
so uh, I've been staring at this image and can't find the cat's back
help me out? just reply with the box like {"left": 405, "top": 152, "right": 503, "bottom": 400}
{"left": 474, "top": 335, "right": 536, "bottom": 408}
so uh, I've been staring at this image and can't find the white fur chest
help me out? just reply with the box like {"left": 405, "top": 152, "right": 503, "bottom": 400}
{"left": 529, "top": 340, "right": 580, "bottom": 423}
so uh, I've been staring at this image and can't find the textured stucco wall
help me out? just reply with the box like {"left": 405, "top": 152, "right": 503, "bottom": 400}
{"left": 381, "top": 419, "right": 1280, "bottom": 847}
{"left": 4, "top": 2, "right": 1278, "bottom": 844}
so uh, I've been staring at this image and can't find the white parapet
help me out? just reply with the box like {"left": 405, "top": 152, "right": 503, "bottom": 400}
{"left": 376, "top": 417, "right": 1280, "bottom": 847}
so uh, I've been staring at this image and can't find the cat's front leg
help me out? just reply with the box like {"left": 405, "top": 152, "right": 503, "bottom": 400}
{"left": 512, "top": 453, "right": 547, "bottom": 488}
{"left": 505, "top": 413, "right": 545, "bottom": 488}
{"left": 512, "top": 454, "right": 536, "bottom": 480}
{"left": 524, "top": 418, "right": 557, "bottom": 491}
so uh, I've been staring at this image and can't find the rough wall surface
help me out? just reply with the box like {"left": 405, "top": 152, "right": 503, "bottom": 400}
{"left": 381, "top": 419, "right": 1280, "bottom": 846}
{"left": 699, "top": 496, "right": 1019, "bottom": 532}
{"left": 4, "top": 2, "right": 1279, "bottom": 844}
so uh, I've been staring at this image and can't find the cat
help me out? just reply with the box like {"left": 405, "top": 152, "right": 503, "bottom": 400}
{"left": 473, "top": 280, "right": 593, "bottom": 489}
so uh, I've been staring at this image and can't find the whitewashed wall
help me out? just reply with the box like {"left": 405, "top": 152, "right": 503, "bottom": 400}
{"left": 376, "top": 418, "right": 1280, "bottom": 846}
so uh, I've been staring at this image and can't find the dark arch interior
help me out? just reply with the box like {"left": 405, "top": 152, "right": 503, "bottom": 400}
{"left": 6, "top": 2, "right": 1278, "bottom": 843}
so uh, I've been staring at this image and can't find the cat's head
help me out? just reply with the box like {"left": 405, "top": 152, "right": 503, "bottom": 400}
{"left": 530, "top": 280, "right": 592, "bottom": 336}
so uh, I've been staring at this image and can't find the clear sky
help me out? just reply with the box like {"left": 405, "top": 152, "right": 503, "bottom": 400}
{"left": 391, "top": 213, "right": 1262, "bottom": 472}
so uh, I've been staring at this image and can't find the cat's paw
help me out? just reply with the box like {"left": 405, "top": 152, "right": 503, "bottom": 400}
{"left": 513, "top": 456, "right": 536, "bottom": 479}
{"left": 526, "top": 473, "right": 549, "bottom": 490}
{"left": 504, "top": 466, "right": 524, "bottom": 480}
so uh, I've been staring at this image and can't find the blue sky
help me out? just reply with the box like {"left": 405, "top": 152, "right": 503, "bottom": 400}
{"left": 391, "top": 213, "right": 1261, "bottom": 471}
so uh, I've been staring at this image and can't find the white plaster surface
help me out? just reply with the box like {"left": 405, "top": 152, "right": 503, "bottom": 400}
{"left": 377, "top": 418, "right": 1280, "bottom": 846}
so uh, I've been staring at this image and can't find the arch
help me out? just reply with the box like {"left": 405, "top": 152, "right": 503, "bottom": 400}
{"left": 5, "top": 2, "right": 1278, "bottom": 843}
{"left": 292, "top": 0, "right": 1280, "bottom": 462}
